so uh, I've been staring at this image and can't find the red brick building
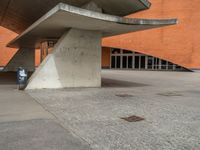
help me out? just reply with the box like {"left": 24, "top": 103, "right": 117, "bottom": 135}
{"left": 0, "top": 0, "right": 199, "bottom": 71}
{"left": 102, "top": 0, "right": 200, "bottom": 71}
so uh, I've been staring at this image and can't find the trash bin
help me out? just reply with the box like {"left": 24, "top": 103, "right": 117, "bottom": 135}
{"left": 17, "top": 67, "right": 28, "bottom": 90}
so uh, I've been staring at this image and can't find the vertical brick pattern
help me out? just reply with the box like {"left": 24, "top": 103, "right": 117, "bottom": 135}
{"left": 1, "top": 0, "right": 200, "bottom": 69}
{"left": 102, "top": 47, "right": 110, "bottom": 68}
{"left": 0, "top": 27, "right": 41, "bottom": 67}
{"left": 0, "top": 27, "right": 17, "bottom": 67}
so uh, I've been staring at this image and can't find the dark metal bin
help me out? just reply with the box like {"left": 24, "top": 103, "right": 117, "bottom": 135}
{"left": 17, "top": 67, "right": 28, "bottom": 90}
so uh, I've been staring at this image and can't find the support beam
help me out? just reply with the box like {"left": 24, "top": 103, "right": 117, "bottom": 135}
{"left": 3, "top": 48, "right": 35, "bottom": 72}
{"left": 26, "top": 29, "right": 102, "bottom": 89}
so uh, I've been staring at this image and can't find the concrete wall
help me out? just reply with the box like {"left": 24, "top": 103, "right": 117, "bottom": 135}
{"left": 26, "top": 29, "right": 102, "bottom": 89}
{"left": 103, "top": 0, "right": 200, "bottom": 70}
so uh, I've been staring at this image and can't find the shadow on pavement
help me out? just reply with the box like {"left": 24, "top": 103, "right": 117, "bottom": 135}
{"left": 0, "top": 72, "right": 17, "bottom": 85}
{"left": 0, "top": 72, "right": 34, "bottom": 85}
{"left": 0, "top": 72, "right": 149, "bottom": 88}
{"left": 102, "top": 78, "right": 149, "bottom": 88}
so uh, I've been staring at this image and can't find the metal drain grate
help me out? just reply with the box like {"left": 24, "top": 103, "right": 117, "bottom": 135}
{"left": 121, "top": 115, "right": 145, "bottom": 122}
{"left": 116, "top": 94, "right": 134, "bottom": 98}
{"left": 158, "top": 92, "right": 183, "bottom": 97}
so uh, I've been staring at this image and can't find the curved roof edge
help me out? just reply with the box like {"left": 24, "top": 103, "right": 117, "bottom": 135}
{"left": 7, "top": 3, "right": 177, "bottom": 48}
{"left": 140, "top": 0, "right": 151, "bottom": 8}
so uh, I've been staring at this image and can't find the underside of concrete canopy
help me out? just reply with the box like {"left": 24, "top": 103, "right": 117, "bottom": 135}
{"left": 3, "top": 2, "right": 177, "bottom": 89}
{"left": 0, "top": 0, "right": 151, "bottom": 33}
{"left": 7, "top": 3, "right": 177, "bottom": 49}
{"left": 3, "top": 48, "right": 35, "bottom": 72}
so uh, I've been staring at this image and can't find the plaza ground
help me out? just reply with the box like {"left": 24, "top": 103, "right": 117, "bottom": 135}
{"left": 0, "top": 70, "right": 200, "bottom": 150}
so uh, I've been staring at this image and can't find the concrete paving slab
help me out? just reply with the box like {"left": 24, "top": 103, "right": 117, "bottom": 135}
{"left": 28, "top": 70, "right": 200, "bottom": 150}
{"left": 0, "top": 72, "right": 53, "bottom": 123}
{"left": 0, "top": 119, "right": 90, "bottom": 150}
{"left": 0, "top": 72, "right": 91, "bottom": 149}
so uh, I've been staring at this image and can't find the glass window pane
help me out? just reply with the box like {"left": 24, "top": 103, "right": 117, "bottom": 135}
{"left": 128, "top": 56, "right": 133, "bottom": 69}
{"left": 116, "top": 56, "right": 121, "bottom": 68}
{"left": 135, "top": 56, "right": 140, "bottom": 69}
{"left": 176, "top": 65, "right": 181, "bottom": 69}
{"left": 148, "top": 57, "right": 153, "bottom": 69}
{"left": 141, "top": 56, "right": 146, "bottom": 69}
{"left": 111, "top": 56, "right": 115, "bottom": 68}
{"left": 161, "top": 60, "right": 167, "bottom": 69}
{"left": 168, "top": 62, "right": 173, "bottom": 70}
{"left": 123, "top": 56, "right": 127, "bottom": 68}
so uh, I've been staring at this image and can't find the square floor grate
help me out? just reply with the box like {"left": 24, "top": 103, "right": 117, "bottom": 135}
{"left": 121, "top": 115, "right": 145, "bottom": 122}
{"left": 157, "top": 92, "right": 183, "bottom": 97}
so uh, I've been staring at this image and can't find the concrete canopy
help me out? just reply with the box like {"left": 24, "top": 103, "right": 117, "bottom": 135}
{"left": 7, "top": 3, "right": 177, "bottom": 49}
{"left": 0, "top": 0, "right": 150, "bottom": 33}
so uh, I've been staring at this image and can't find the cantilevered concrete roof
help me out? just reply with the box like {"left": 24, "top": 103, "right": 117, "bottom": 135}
{"left": 7, "top": 3, "right": 177, "bottom": 49}
{"left": 0, "top": 0, "right": 151, "bottom": 33}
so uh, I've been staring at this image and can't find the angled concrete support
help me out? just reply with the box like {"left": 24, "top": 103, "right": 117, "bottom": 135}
{"left": 3, "top": 48, "right": 35, "bottom": 72}
{"left": 6, "top": 2, "right": 177, "bottom": 89}
{"left": 26, "top": 29, "right": 102, "bottom": 89}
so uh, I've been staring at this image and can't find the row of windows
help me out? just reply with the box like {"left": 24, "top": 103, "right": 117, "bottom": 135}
{"left": 110, "top": 49, "right": 184, "bottom": 71}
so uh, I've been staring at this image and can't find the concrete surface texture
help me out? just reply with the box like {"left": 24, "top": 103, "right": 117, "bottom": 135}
{"left": 0, "top": 119, "right": 90, "bottom": 150}
{"left": 7, "top": 3, "right": 176, "bottom": 48}
{"left": 26, "top": 29, "right": 102, "bottom": 89}
{"left": 0, "top": 72, "right": 52, "bottom": 122}
{"left": 0, "top": 72, "right": 91, "bottom": 150}
{"left": 28, "top": 70, "right": 200, "bottom": 150}
{"left": 103, "top": 0, "right": 200, "bottom": 70}
{"left": 3, "top": 48, "right": 35, "bottom": 72}
{"left": 0, "top": 0, "right": 150, "bottom": 33}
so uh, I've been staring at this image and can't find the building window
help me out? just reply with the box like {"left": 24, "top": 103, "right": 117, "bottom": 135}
{"left": 111, "top": 56, "right": 116, "bottom": 68}
{"left": 123, "top": 50, "right": 133, "bottom": 54}
{"left": 116, "top": 56, "right": 121, "bottom": 68}
{"left": 128, "top": 56, "right": 133, "bottom": 69}
{"left": 140, "top": 56, "right": 146, "bottom": 69}
{"left": 168, "top": 62, "right": 173, "bottom": 70}
{"left": 110, "top": 48, "right": 184, "bottom": 71}
{"left": 161, "top": 60, "right": 167, "bottom": 70}
{"left": 135, "top": 56, "right": 140, "bottom": 69}
{"left": 122, "top": 56, "right": 127, "bottom": 69}
{"left": 148, "top": 56, "right": 153, "bottom": 69}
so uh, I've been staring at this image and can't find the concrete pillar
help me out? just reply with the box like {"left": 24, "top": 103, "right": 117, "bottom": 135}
{"left": 3, "top": 48, "right": 35, "bottom": 72}
{"left": 82, "top": 1, "right": 102, "bottom": 12}
{"left": 26, "top": 28, "right": 102, "bottom": 89}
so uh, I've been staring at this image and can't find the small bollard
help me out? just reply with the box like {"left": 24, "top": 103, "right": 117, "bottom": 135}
{"left": 17, "top": 67, "right": 28, "bottom": 90}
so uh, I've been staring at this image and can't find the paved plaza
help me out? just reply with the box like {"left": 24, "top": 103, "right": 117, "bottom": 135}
{"left": 0, "top": 70, "right": 200, "bottom": 150}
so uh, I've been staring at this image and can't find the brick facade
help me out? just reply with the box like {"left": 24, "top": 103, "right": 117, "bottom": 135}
{"left": 0, "top": 27, "right": 17, "bottom": 67}
{"left": 103, "top": 0, "right": 200, "bottom": 70}
{"left": 0, "top": 0, "right": 200, "bottom": 70}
